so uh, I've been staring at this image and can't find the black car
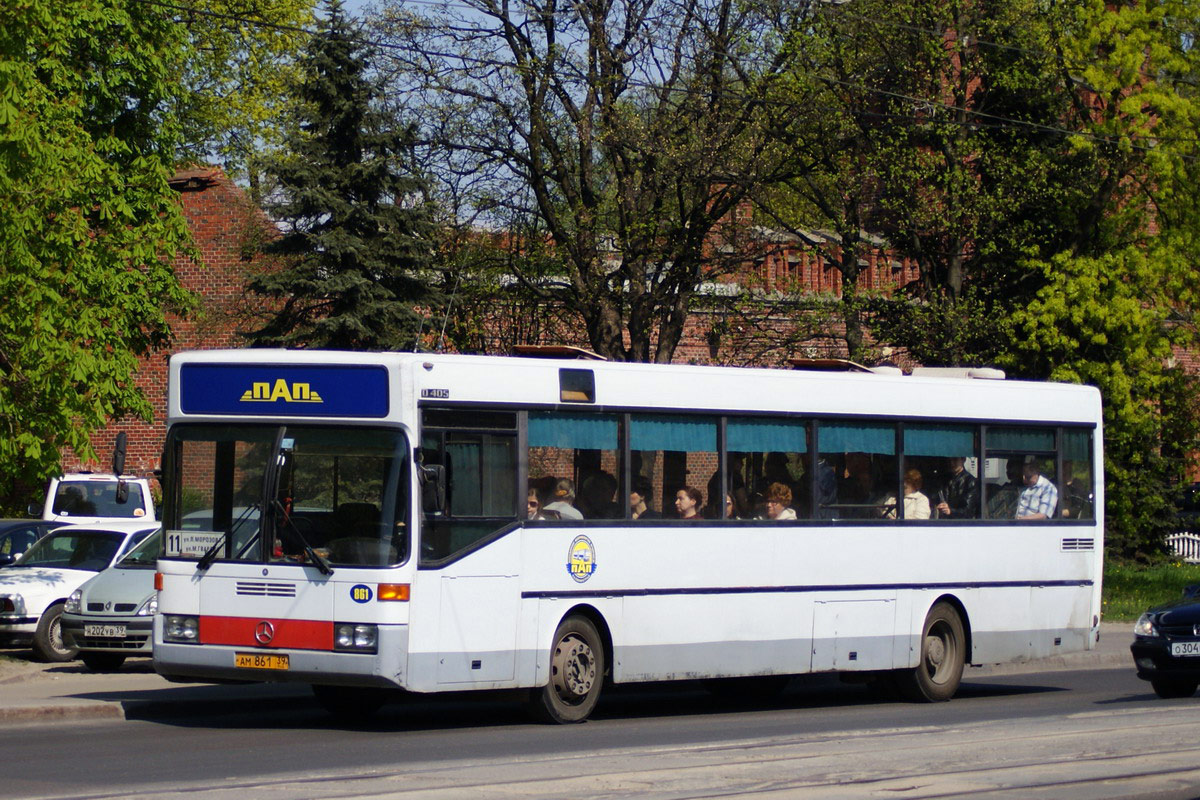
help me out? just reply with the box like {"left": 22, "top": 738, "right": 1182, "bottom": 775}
{"left": 0, "top": 519, "right": 63, "bottom": 567}
{"left": 1131, "top": 585, "right": 1200, "bottom": 698}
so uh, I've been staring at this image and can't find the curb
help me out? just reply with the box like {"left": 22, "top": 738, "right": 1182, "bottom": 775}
{"left": 0, "top": 704, "right": 125, "bottom": 723}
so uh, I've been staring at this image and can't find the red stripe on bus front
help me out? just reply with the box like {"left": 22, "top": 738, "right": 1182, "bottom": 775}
{"left": 199, "top": 616, "right": 334, "bottom": 651}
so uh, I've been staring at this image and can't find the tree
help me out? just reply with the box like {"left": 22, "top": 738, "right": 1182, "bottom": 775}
{"left": 375, "top": 0, "right": 815, "bottom": 362}
{"left": 0, "top": 0, "right": 195, "bottom": 511}
{"left": 172, "top": 0, "right": 316, "bottom": 200}
{"left": 246, "top": 0, "right": 436, "bottom": 352}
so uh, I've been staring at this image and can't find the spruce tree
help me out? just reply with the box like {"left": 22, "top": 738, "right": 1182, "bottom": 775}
{"left": 247, "top": 0, "right": 433, "bottom": 351}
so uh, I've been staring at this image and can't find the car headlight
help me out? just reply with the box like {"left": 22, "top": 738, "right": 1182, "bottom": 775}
{"left": 163, "top": 614, "right": 199, "bottom": 643}
{"left": 65, "top": 589, "right": 83, "bottom": 615}
{"left": 136, "top": 595, "right": 157, "bottom": 617}
{"left": 1134, "top": 612, "right": 1159, "bottom": 637}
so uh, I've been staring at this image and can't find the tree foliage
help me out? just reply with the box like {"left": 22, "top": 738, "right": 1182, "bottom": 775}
{"left": 172, "top": 0, "right": 316, "bottom": 198}
{"left": 375, "top": 0, "right": 814, "bottom": 362}
{"left": 246, "top": 0, "right": 436, "bottom": 352}
{"left": 0, "top": 0, "right": 195, "bottom": 510}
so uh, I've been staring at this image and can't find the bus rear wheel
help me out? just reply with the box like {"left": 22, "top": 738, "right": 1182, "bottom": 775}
{"left": 894, "top": 602, "right": 965, "bottom": 702}
{"left": 529, "top": 615, "right": 605, "bottom": 724}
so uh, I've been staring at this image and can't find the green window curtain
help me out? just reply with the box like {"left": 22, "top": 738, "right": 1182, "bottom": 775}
{"left": 818, "top": 421, "right": 895, "bottom": 455}
{"left": 528, "top": 412, "right": 619, "bottom": 450}
{"left": 988, "top": 426, "right": 1054, "bottom": 452}
{"left": 904, "top": 424, "right": 976, "bottom": 457}
{"left": 630, "top": 414, "right": 717, "bottom": 452}
{"left": 1063, "top": 429, "right": 1092, "bottom": 460}
{"left": 727, "top": 418, "right": 807, "bottom": 453}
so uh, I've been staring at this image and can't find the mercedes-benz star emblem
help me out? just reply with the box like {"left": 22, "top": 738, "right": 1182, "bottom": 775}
{"left": 254, "top": 620, "right": 275, "bottom": 645}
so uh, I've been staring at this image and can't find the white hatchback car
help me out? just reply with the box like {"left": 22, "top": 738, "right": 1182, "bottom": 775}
{"left": 61, "top": 529, "right": 161, "bottom": 671}
{"left": 0, "top": 521, "right": 159, "bottom": 661}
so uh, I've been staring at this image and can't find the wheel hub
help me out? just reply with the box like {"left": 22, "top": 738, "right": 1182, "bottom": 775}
{"left": 553, "top": 634, "right": 596, "bottom": 700}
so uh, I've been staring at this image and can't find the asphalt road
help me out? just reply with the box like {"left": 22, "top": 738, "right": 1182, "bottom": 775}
{"left": 4, "top": 666, "right": 1200, "bottom": 800}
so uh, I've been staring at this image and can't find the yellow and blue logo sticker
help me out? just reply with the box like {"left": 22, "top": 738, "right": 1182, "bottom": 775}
{"left": 567, "top": 535, "right": 596, "bottom": 583}
{"left": 350, "top": 584, "right": 373, "bottom": 603}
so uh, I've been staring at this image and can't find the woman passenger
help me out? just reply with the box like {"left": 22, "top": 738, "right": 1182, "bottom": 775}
{"left": 764, "top": 482, "right": 797, "bottom": 520}
{"left": 885, "top": 468, "right": 931, "bottom": 520}
{"left": 674, "top": 486, "right": 703, "bottom": 520}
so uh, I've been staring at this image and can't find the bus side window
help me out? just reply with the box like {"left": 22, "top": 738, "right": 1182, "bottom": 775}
{"left": 420, "top": 409, "right": 518, "bottom": 563}
{"left": 629, "top": 413, "right": 717, "bottom": 520}
{"left": 528, "top": 411, "right": 622, "bottom": 520}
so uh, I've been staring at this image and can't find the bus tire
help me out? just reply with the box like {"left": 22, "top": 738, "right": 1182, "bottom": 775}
{"left": 80, "top": 652, "right": 127, "bottom": 672}
{"left": 32, "top": 602, "right": 77, "bottom": 663}
{"left": 894, "top": 602, "right": 965, "bottom": 702}
{"left": 529, "top": 615, "right": 605, "bottom": 724}
{"left": 311, "top": 684, "right": 388, "bottom": 720}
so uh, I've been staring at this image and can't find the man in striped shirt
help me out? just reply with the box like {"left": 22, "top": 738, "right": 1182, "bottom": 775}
{"left": 1017, "top": 461, "right": 1058, "bottom": 520}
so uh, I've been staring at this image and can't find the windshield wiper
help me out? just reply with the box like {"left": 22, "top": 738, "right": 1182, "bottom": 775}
{"left": 272, "top": 499, "right": 332, "bottom": 575}
{"left": 197, "top": 504, "right": 261, "bottom": 571}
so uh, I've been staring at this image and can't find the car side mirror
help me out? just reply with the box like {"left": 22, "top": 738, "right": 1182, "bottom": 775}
{"left": 27, "top": 502, "right": 40, "bottom": 518}
{"left": 112, "top": 431, "right": 127, "bottom": 476}
{"left": 115, "top": 480, "right": 129, "bottom": 504}
{"left": 419, "top": 465, "right": 447, "bottom": 515}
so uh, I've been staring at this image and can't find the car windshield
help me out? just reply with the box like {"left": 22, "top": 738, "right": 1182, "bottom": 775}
{"left": 165, "top": 424, "right": 410, "bottom": 567}
{"left": 118, "top": 529, "right": 162, "bottom": 567}
{"left": 17, "top": 530, "right": 126, "bottom": 571}
{"left": 52, "top": 480, "right": 146, "bottom": 518}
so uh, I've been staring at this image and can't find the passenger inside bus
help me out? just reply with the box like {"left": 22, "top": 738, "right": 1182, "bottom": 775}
{"left": 934, "top": 456, "right": 980, "bottom": 519}
{"left": 986, "top": 459, "right": 1025, "bottom": 518}
{"left": 630, "top": 476, "right": 661, "bottom": 520}
{"left": 578, "top": 471, "right": 619, "bottom": 518}
{"left": 1017, "top": 460, "right": 1059, "bottom": 520}
{"left": 674, "top": 486, "right": 703, "bottom": 519}
{"left": 764, "top": 482, "right": 797, "bottom": 520}
{"left": 543, "top": 478, "right": 583, "bottom": 520}
{"left": 883, "top": 468, "right": 931, "bottom": 520}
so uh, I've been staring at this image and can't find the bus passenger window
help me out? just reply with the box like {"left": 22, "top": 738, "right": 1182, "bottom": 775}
{"left": 983, "top": 426, "right": 1057, "bottom": 520}
{"left": 1061, "top": 430, "right": 1094, "bottom": 520}
{"left": 630, "top": 414, "right": 717, "bottom": 520}
{"left": 903, "top": 424, "right": 979, "bottom": 520}
{"left": 817, "top": 421, "right": 897, "bottom": 520}
{"left": 527, "top": 412, "right": 621, "bottom": 520}
{"left": 727, "top": 418, "right": 808, "bottom": 520}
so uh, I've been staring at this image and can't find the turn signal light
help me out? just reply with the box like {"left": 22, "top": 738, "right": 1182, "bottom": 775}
{"left": 154, "top": 572, "right": 164, "bottom": 591}
{"left": 377, "top": 583, "right": 409, "bottom": 602}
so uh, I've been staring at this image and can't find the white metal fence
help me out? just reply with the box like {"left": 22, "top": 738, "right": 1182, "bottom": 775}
{"left": 1168, "top": 532, "right": 1200, "bottom": 564}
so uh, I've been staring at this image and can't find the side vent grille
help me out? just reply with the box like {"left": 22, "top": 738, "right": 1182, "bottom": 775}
{"left": 235, "top": 581, "right": 296, "bottom": 598}
{"left": 1060, "top": 538, "right": 1095, "bottom": 552}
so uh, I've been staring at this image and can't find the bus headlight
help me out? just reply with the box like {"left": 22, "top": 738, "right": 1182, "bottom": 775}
{"left": 1133, "top": 613, "right": 1159, "bottom": 637}
{"left": 164, "top": 614, "right": 200, "bottom": 643}
{"left": 334, "top": 623, "right": 378, "bottom": 653}
{"left": 65, "top": 589, "right": 83, "bottom": 615}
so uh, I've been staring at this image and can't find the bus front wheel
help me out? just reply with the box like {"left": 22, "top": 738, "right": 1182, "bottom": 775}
{"left": 529, "top": 615, "right": 605, "bottom": 724}
{"left": 894, "top": 602, "right": 965, "bottom": 702}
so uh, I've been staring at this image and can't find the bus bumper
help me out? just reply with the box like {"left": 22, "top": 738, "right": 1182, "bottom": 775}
{"left": 153, "top": 623, "right": 409, "bottom": 689}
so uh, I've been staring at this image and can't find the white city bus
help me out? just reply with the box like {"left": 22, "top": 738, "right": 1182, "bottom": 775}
{"left": 154, "top": 349, "right": 1103, "bottom": 721}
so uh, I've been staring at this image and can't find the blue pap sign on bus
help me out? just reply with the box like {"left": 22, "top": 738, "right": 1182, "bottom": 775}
{"left": 567, "top": 535, "right": 596, "bottom": 583}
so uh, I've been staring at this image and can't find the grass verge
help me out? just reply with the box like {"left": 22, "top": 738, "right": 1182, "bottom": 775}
{"left": 1103, "top": 559, "right": 1200, "bottom": 621}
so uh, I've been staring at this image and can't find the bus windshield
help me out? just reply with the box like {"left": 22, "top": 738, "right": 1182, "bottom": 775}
{"left": 166, "top": 425, "right": 411, "bottom": 567}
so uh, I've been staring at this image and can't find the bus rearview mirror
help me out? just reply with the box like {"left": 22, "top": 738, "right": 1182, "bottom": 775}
{"left": 420, "top": 465, "right": 447, "bottom": 514}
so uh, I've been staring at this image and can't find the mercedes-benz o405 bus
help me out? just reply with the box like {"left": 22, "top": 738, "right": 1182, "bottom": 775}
{"left": 154, "top": 350, "right": 1103, "bottom": 721}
